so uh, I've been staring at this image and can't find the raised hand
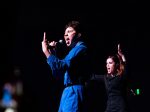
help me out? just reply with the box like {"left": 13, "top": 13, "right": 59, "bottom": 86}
{"left": 117, "top": 44, "right": 126, "bottom": 62}
{"left": 118, "top": 44, "right": 122, "bottom": 56}
{"left": 42, "top": 32, "right": 48, "bottom": 52}
{"left": 42, "top": 32, "right": 51, "bottom": 58}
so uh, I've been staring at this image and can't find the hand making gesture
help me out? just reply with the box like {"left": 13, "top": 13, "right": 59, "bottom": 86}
{"left": 42, "top": 32, "right": 51, "bottom": 58}
{"left": 117, "top": 44, "right": 126, "bottom": 62}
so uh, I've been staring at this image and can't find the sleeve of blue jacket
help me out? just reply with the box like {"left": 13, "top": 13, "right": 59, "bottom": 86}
{"left": 46, "top": 42, "right": 87, "bottom": 79}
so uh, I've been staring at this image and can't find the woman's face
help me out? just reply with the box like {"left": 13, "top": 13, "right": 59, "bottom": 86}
{"left": 106, "top": 58, "right": 116, "bottom": 75}
{"left": 64, "top": 27, "right": 76, "bottom": 47}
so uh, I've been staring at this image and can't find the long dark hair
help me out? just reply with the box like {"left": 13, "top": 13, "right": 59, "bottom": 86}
{"left": 107, "top": 54, "right": 125, "bottom": 76}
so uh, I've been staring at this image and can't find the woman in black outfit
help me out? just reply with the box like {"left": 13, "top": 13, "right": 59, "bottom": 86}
{"left": 104, "top": 44, "right": 128, "bottom": 112}
{"left": 90, "top": 44, "right": 129, "bottom": 112}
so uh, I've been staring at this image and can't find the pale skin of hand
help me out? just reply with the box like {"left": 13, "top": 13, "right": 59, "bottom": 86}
{"left": 117, "top": 44, "right": 126, "bottom": 62}
{"left": 41, "top": 32, "right": 51, "bottom": 58}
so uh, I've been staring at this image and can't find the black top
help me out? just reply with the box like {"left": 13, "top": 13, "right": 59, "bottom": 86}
{"left": 91, "top": 73, "right": 128, "bottom": 112}
{"left": 104, "top": 74, "right": 128, "bottom": 112}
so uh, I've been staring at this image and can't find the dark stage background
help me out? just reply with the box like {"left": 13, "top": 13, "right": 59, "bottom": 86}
{"left": 0, "top": 0, "right": 149, "bottom": 112}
